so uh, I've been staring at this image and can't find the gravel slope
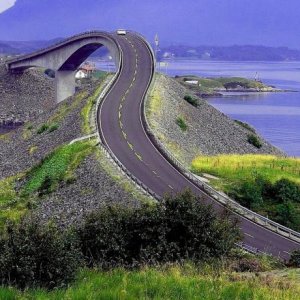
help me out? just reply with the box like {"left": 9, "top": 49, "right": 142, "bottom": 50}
{"left": 146, "top": 74, "right": 284, "bottom": 166}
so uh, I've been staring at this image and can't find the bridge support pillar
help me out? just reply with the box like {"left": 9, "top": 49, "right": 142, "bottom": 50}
{"left": 55, "top": 70, "right": 76, "bottom": 103}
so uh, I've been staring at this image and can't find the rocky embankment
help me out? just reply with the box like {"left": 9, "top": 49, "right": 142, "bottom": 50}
{"left": 0, "top": 64, "right": 55, "bottom": 125}
{"left": 0, "top": 70, "right": 140, "bottom": 227}
{"left": 146, "top": 74, "right": 284, "bottom": 166}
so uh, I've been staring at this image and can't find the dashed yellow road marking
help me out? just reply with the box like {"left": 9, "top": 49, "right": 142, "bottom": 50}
{"left": 119, "top": 103, "right": 123, "bottom": 110}
{"left": 127, "top": 141, "right": 133, "bottom": 150}
{"left": 122, "top": 131, "right": 127, "bottom": 139}
{"left": 119, "top": 120, "right": 123, "bottom": 129}
{"left": 135, "top": 152, "right": 143, "bottom": 161}
{"left": 118, "top": 111, "right": 121, "bottom": 119}
{"left": 132, "top": 76, "right": 136, "bottom": 82}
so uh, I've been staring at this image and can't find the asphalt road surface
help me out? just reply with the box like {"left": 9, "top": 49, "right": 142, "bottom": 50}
{"left": 99, "top": 32, "right": 300, "bottom": 260}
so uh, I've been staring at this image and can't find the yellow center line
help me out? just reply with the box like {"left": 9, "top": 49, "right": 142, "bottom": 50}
{"left": 127, "top": 141, "right": 133, "bottom": 150}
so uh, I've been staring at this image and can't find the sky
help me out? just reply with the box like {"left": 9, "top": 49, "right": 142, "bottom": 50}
{"left": 0, "top": 0, "right": 299, "bottom": 48}
{"left": 0, "top": 0, "right": 16, "bottom": 13}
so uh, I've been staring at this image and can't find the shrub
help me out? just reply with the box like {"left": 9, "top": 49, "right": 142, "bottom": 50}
{"left": 79, "top": 190, "right": 241, "bottom": 268}
{"left": 234, "top": 120, "right": 255, "bottom": 133}
{"left": 272, "top": 178, "right": 300, "bottom": 203}
{"left": 176, "top": 117, "right": 188, "bottom": 131}
{"left": 247, "top": 134, "right": 262, "bottom": 148}
{"left": 48, "top": 123, "right": 59, "bottom": 133}
{"left": 36, "top": 124, "right": 49, "bottom": 134}
{"left": 233, "top": 258, "right": 263, "bottom": 272}
{"left": 0, "top": 219, "right": 82, "bottom": 289}
{"left": 289, "top": 250, "right": 300, "bottom": 267}
{"left": 184, "top": 95, "right": 198, "bottom": 107}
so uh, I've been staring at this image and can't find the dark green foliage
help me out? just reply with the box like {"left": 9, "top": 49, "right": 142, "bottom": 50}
{"left": 183, "top": 95, "right": 198, "bottom": 107}
{"left": 36, "top": 124, "right": 49, "bottom": 134}
{"left": 289, "top": 250, "right": 300, "bottom": 267}
{"left": 37, "top": 175, "right": 53, "bottom": 196}
{"left": 79, "top": 190, "right": 241, "bottom": 268}
{"left": 247, "top": 134, "right": 262, "bottom": 148}
{"left": 232, "top": 181, "right": 263, "bottom": 210}
{"left": 234, "top": 120, "right": 256, "bottom": 133}
{"left": 230, "top": 177, "right": 300, "bottom": 230}
{"left": 176, "top": 117, "right": 188, "bottom": 131}
{"left": 0, "top": 220, "right": 82, "bottom": 289}
{"left": 273, "top": 179, "right": 300, "bottom": 203}
{"left": 48, "top": 124, "right": 59, "bottom": 133}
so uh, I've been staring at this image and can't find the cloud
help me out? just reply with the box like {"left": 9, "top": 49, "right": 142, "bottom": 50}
{"left": 0, "top": 0, "right": 16, "bottom": 14}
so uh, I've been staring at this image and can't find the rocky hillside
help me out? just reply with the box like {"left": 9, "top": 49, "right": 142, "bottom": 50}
{"left": 0, "top": 64, "right": 55, "bottom": 126}
{"left": 0, "top": 71, "right": 145, "bottom": 228}
{"left": 146, "top": 74, "right": 284, "bottom": 166}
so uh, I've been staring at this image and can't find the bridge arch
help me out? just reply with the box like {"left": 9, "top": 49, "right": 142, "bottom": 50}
{"left": 6, "top": 32, "right": 121, "bottom": 102}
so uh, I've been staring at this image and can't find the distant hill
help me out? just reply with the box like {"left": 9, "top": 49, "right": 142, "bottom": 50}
{"left": 158, "top": 45, "right": 300, "bottom": 61}
{"left": 2, "top": 39, "right": 300, "bottom": 62}
{"left": 0, "top": 38, "right": 63, "bottom": 55}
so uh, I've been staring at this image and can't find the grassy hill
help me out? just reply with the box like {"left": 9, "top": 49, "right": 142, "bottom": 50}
{"left": 175, "top": 75, "right": 279, "bottom": 97}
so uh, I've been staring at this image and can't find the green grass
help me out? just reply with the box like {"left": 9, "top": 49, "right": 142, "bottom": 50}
{"left": 23, "top": 141, "right": 95, "bottom": 195}
{"left": 81, "top": 83, "right": 106, "bottom": 134}
{"left": 191, "top": 154, "right": 300, "bottom": 192}
{"left": 1, "top": 266, "right": 300, "bottom": 299}
{"left": 215, "top": 77, "right": 266, "bottom": 89}
{"left": 0, "top": 141, "right": 96, "bottom": 229}
{"left": 191, "top": 154, "right": 300, "bottom": 228}
{"left": 176, "top": 117, "right": 188, "bottom": 131}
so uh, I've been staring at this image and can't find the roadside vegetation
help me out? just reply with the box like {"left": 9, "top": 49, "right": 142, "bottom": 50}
{"left": 176, "top": 116, "right": 188, "bottom": 131}
{"left": 1, "top": 264, "right": 300, "bottom": 300}
{"left": 81, "top": 74, "right": 109, "bottom": 134}
{"left": 183, "top": 94, "right": 199, "bottom": 107}
{"left": 191, "top": 154, "right": 300, "bottom": 230}
{"left": 0, "top": 141, "right": 96, "bottom": 230}
{"left": 0, "top": 191, "right": 242, "bottom": 290}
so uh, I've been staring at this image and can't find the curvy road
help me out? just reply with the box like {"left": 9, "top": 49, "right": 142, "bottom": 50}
{"left": 98, "top": 32, "right": 300, "bottom": 260}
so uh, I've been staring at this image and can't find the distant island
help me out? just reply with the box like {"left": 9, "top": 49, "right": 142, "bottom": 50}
{"left": 175, "top": 75, "right": 286, "bottom": 97}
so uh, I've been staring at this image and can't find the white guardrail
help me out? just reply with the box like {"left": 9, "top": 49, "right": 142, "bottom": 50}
{"left": 138, "top": 34, "right": 300, "bottom": 246}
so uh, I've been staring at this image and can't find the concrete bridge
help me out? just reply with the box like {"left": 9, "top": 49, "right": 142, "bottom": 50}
{"left": 6, "top": 31, "right": 120, "bottom": 102}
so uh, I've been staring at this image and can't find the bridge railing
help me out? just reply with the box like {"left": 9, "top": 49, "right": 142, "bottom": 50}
{"left": 138, "top": 34, "right": 300, "bottom": 245}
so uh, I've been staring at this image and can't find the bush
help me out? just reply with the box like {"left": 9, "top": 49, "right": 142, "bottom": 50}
{"left": 176, "top": 117, "right": 188, "bottom": 131}
{"left": 272, "top": 178, "right": 300, "bottom": 203}
{"left": 247, "top": 134, "right": 262, "bottom": 148}
{"left": 289, "top": 250, "right": 300, "bottom": 267}
{"left": 36, "top": 124, "right": 49, "bottom": 134}
{"left": 0, "top": 220, "right": 82, "bottom": 289}
{"left": 79, "top": 190, "right": 241, "bottom": 268}
{"left": 234, "top": 120, "right": 255, "bottom": 133}
{"left": 184, "top": 95, "right": 198, "bottom": 107}
{"left": 48, "top": 123, "right": 59, "bottom": 133}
